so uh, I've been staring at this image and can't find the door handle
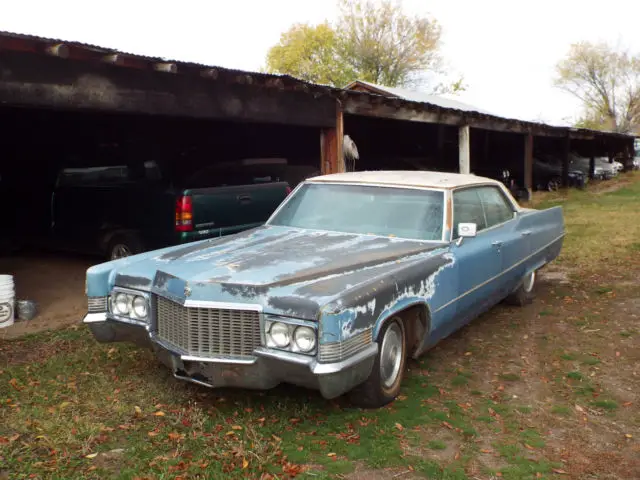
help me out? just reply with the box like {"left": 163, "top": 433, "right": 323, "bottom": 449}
{"left": 237, "top": 194, "right": 252, "bottom": 204}
{"left": 492, "top": 241, "right": 503, "bottom": 250}
{"left": 521, "top": 230, "right": 532, "bottom": 236}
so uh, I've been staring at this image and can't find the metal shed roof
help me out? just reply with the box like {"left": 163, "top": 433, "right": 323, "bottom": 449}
{"left": 0, "top": 29, "right": 634, "bottom": 142}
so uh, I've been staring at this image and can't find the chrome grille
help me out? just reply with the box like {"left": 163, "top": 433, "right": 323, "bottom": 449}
{"left": 156, "top": 297, "right": 261, "bottom": 358}
{"left": 88, "top": 296, "right": 107, "bottom": 313}
{"left": 318, "top": 328, "right": 373, "bottom": 363}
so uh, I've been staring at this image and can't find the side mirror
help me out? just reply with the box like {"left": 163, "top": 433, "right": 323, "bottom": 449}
{"left": 458, "top": 222, "right": 477, "bottom": 238}
{"left": 455, "top": 222, "right": 477, "bottom": 246}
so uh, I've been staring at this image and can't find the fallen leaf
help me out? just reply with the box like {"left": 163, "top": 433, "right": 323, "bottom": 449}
{"left": 327, "top": 452, "right": 336, "bottom": 457}
{"left": 616, "top": 351, "right": 621, "bottom": 357}
{"left": 623, "top": 402, "right": 632, "bottom": 407}
{"left": 134, "top": 406, "right": 143, "bottom": 418}
{"left": 395, "top": 423, "right": 404, "bottom": 431}
{"left": 153, "top": 411, "right": 165, "bottom": 417}
{"left": 524, "top": 444, "right": 536, "bottom": 450}
{"left": 85, "top": 453, "right": 98, "bottom": 459}
{"left": 552, "top": 469, "right": 568, "bottom": 475}
{"left": 242, "top": 458, "right": 249, "bottom": 469}
{"left": 9, "top": 378, "right": 22, "bottom": 391}
{"left": 625, "top": 434, "right": 633, "bottom": 439}
{"left": 225, "top": 431, "right": 235, "bottom": 436}
{"left": 231, "top": 425, "right": 243, "bottom": 430}
{"left": 480, "top": 449, "right": 493, "bottom": 454}
{"left": 464, "top": 351, "right": 472, "bottom": 356}
{"left": 574, "top": 404, "right": 585, "bottom": 413}
{"left": 147, "top": 431, "right": 159, "bottom": 437}
{"left": 442, "top": 421, "right": 453, "bottom": 429}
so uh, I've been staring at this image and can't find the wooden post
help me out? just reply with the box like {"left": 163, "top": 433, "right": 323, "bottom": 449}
{"left": 524, "top": 132, "right": 533, "bottom": 198}
{"left": 320, "top": 105, "right": 345, "bottom": 175}
{"left": 561, "top": 135, "right": 570, "bottom": 187}
{"left": 589, "top": 140, "right": 596, "bottom": 180}
{"left": 458, "top": 125, "right": 470, "bottom": 174}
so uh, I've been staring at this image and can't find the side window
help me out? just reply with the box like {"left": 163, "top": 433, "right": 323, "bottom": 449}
{"left": 452, "top": 188, "right": 487, "bottom": 238}
{"left": 477, "top": 186, "right": 514, "bottom": 227}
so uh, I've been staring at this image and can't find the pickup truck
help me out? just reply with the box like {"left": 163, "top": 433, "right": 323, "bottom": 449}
{"left": 43, "top": 160, "right": 290, "bottom": 259}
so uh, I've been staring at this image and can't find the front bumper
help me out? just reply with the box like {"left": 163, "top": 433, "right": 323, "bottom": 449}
{"left": 84, "top": 314, "right": 377, "bottom": 399}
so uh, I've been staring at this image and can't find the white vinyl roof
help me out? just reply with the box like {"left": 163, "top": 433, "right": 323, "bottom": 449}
{"left": 307, "top": 170, "right": 503, "bottom": 189}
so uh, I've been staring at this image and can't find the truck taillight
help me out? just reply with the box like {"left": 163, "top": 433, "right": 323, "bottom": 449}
{"left": 175, "top": 195, "right": 193, "bottom": 232}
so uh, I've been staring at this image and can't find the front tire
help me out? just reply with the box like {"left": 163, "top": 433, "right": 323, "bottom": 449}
{"left": 505, "top": 270, "right": 536, "bottom": 306}
{"left": 348, "top": 317, "right": 407, "bottom": 408}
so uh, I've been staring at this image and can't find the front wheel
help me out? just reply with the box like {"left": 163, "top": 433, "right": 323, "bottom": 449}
{"left": 348, "top": 317, "right": 407, "bottom": 408}
{"left": 505, "top": 270, "right": 536, "bottom": 306}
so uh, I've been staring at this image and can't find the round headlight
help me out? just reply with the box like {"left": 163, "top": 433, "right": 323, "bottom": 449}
{"left": 132, "top": 296, "right": 149, "bottom": 319}
{"left": 114, "top": 293, "right": 130, "bottom": 315}
{"left": 269, "top": 322, "right": 291, "bottom": 348}
{"left": 294, "top": 326, "right": 316, "bottom": 352}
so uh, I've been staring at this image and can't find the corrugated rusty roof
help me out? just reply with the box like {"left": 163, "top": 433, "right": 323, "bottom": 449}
{"left": 0, "top": 29, "right": 634, "bottom": 141}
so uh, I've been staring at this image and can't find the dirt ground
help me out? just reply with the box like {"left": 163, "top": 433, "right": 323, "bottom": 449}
{"left": 0, "top": 251, "right": 92, "bottom": 339}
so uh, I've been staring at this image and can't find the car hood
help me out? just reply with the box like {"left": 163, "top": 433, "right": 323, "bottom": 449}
{"left": 112, "top": 225, "right": 446, "bottom": 320}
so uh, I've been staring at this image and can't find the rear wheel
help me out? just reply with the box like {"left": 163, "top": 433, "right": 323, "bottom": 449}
{"left": 505, "top": 270, "right": 536, "bottom": 306}
{"left": 348, "top": 317, "right": 407, "bottom": 408}
{"left": 106, "top": 233, "right": 144, "bottom": 261}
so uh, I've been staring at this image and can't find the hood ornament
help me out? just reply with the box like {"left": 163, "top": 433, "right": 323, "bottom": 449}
{"left": 184, "top": 285, "right": 192, "bottom": 297}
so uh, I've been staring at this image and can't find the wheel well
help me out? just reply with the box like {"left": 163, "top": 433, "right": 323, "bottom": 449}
{"left": 379, "top": 304, "right": 430, "bottom": 359}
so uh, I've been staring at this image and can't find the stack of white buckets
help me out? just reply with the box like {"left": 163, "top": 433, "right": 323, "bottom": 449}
{"left": 0, "top": 274, "right": 15, "bottom": 328}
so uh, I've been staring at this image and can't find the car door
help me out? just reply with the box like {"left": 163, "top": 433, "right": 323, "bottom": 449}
{"left": 446, "top": 187, "right": 503, "bottom": 333}
{"left": 475, "top": 186, "right": 523, "bottom": 295}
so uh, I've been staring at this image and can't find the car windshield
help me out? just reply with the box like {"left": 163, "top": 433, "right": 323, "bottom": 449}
{"left": 268, "top": 183, "right": 445, "bottom": 241}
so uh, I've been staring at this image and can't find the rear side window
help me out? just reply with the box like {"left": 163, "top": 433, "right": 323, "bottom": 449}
{"left": 476, "top": 186, "right": 514, "bottom": 227}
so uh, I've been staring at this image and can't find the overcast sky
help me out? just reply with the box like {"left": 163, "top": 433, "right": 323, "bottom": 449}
{"left": 3, "top": 0, "right": 640, "bottom": 126}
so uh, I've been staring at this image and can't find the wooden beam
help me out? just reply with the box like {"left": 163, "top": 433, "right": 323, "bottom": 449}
{"left": 0, "top": 50, "right": 336, "bottom": 127}
{"left": 459, "top": 125, "right": 470, "bottom": 174}
{"left": 320, "top": 105, "right": 345, "bottom": 175}
{"left": 524, "top": 133, "right": 533, "bottom": 197}
{"left": 343, "top": 96, "right": 568, "bottom": 137}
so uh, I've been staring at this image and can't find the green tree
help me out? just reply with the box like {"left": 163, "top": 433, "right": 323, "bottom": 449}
{"left": 265, "top": 0, "right": 457, "bottom": 91}
{"left": 555, "top": 41, "right": 640, "bottom": 133}
{"left": 265, "top": 22, "right": 355, "bottom": 86}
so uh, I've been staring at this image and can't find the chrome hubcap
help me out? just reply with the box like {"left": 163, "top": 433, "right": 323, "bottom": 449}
{"left": 380, "top": 321, "right": 404, "bottom": 389}
{"left": 523, "top": 271, "right": 536, "bottom": 293}
{"left": 111, "top": 244, "right": 132, "bottom": 260}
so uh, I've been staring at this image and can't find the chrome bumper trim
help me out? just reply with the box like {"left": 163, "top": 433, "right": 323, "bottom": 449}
{"left": 181, "top": 355, "right": 257, "bottom": 365}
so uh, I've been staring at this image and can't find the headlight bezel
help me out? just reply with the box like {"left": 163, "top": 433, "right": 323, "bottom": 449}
{"left": 108, "top": 287, "right": 151, "bottom": 324}
{"left": 264, "top": 318, "right": 318, "bottom": 356}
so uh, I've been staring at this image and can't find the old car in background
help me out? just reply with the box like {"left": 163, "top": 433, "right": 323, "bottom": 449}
{"left": 30, "top": 158, "right": 291, "bottom": 260}
{"left": 84, "top": 171, "right": 565, "bottom": 408}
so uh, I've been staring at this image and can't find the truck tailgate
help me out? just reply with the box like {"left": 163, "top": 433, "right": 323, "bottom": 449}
{"left": 186, "top": 182, "right": 289, "bottom": 236}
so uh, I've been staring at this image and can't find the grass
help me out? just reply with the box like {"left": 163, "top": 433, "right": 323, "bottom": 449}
{"left": 2, "top": 172, "right": 640, "bottom": 479}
